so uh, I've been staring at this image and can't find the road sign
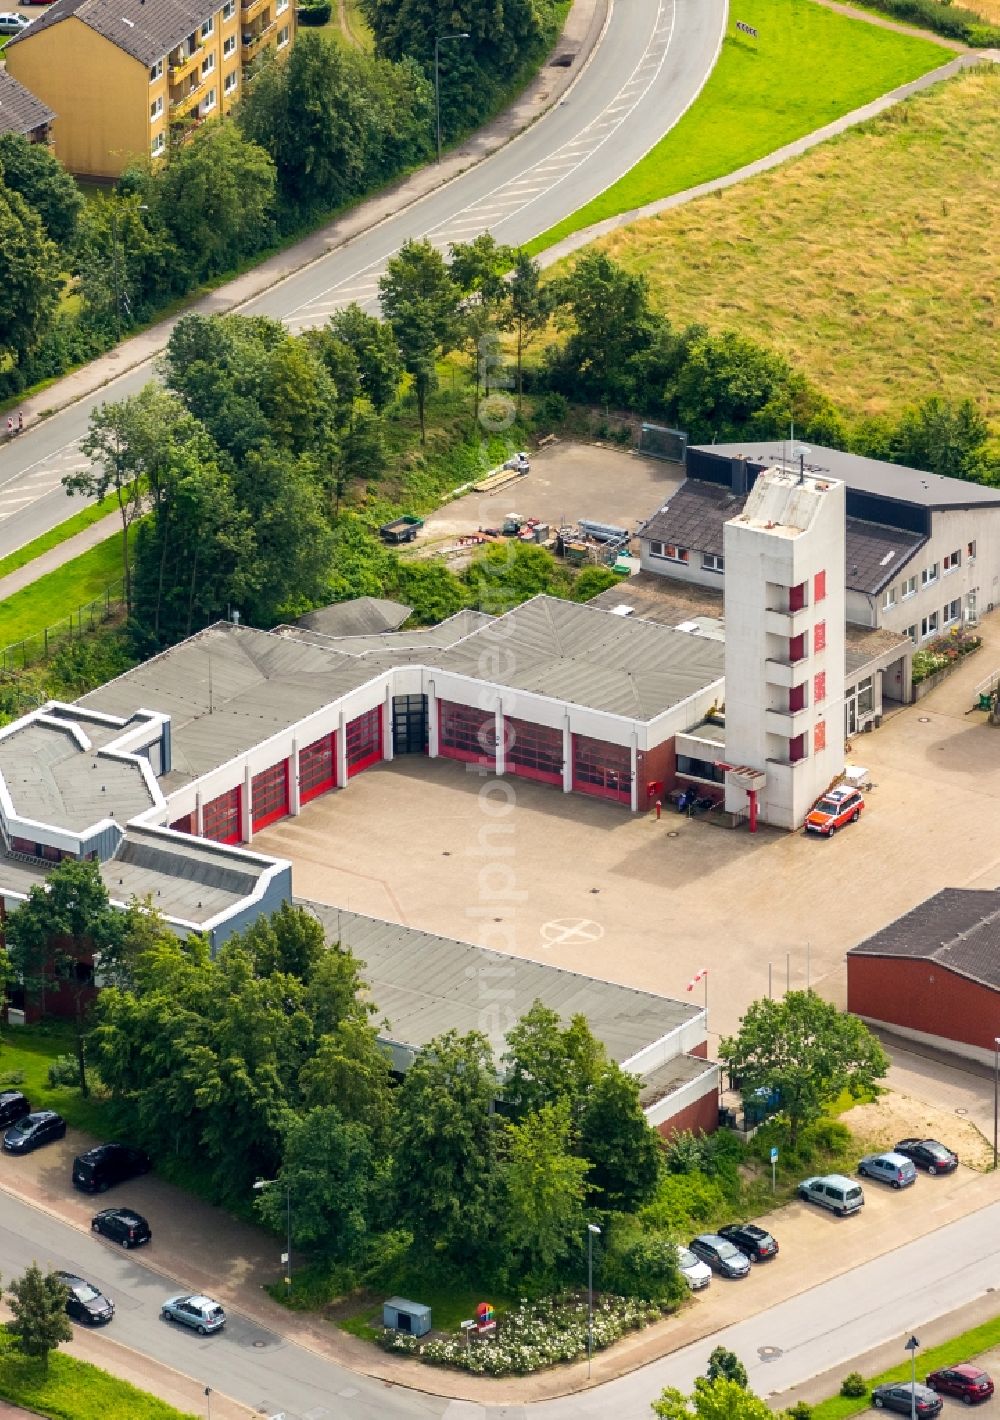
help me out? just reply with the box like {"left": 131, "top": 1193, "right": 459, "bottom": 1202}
{"left": 770, "top": 1147, "right": 779, "bottom": 1162}
{"left": 736, "top": 19, "right": 758, "bottom": 36}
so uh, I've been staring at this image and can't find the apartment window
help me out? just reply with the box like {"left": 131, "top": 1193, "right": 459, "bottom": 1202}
{"left": 921, "top": 562, "right": 939, "bottom": 588}
{"left": 943, "top": 549, "right": 961, "bottom": 574}
{"left": 814, "top": 721, "right": 827, "bottom": 753}
{"left": 701, "top": 552, "right": 724, "bottom": 574}
{"left": 882, "top": 585, "right": 897, "bottom": 611}
{"left": 277, "top": 0, "right": 289, "bottom": 11}
{"left": 150, "top": 58, "right": 163, "bottom": 81}
{"left": 202, "top": 51, "right": 215, "bottom": 75}
{"left": 968, "top": 540, "right": 977, "bottom": 561}
{"left": 201, "top": 15, "right": 214, "bottom": 37}
{"left": 277, "top": 23, "right": 290, "bottom": 45}
{"left": 814, "top": 620, "right": 826, "bottom": 653}
{"left": 151, "top": 131, "right": 165, "bottom": 156}
{"left": 222, "top": 0, "right": 236, "bottom": 16}
{"left": 921, "top": 612, "right": 939, "bottom": 639}
{"left": 814, "top": 671, "right": 826, "bottom": 705}
{"left": 224, "top": 69, "right": 239, "bottom": 95}
{"left": 150, "top": 96, "right": 163, "bottom": 119}
{"left": 901, "top": 574, "right": 917, "bottom": 600}
{"left": 664, "top": 543, "right": 688, "bottom": 563}
{"left": 943, "top": 598, "right": 962, "bottom": 625}
{"left": 814, "top": 569, "right": 826, "bottom": 603}
{"left": 223, "top": 33, "right": 236, "bottom": 55}
{"left": 202, "top": 86, "right": 217, "bottom": 112}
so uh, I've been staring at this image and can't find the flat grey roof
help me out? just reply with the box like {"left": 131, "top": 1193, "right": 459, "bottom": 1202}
{"left": 295, "top": 597, "right": 411, "bottom": 638}
{"left": 282, "top": 609, "right": 493, "bottom": 659}
{"left": 306, "top": 903, "right": 700, "bottom": 1065}
{"left": 848, "top": 888, "right": 1000, "bottom": 992}
{"left": 638, "top": 1054, "right": 717, "bottom": 1109}
{"left": 78, "top": 624, "right": 384, "bottom": 793}
{"left": 845, "top": 624, "right": 912, "bottom": 680}
{"left": 0, "top": 720, "right": 154, "bottom": 832}
{"left": 435, "top": 595, "right": 725, "bottom": 722}
{"left": 692, "top": 443, "right": 1000, "bottom": 511}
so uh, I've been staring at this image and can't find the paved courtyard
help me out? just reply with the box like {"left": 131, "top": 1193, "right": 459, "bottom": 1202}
{"left": 255, "top": 608, "right": 1000, "bottom": 1067}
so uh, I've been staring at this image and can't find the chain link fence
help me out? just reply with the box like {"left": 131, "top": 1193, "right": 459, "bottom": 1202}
{"left": 0, "top": 578, "right": 127, "bottom": 674}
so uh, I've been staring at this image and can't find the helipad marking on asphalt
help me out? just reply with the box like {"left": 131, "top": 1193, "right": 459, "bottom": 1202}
{"left": 540, "top": 918, "right": 605, "bottom": 948}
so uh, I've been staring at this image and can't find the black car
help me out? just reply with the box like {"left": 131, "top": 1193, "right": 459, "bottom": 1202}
{"left": 688, "top": 1233, "right": 751, "bottom": 1278}
{"left": 872, "top": 1383, "right": 943, "bottom": 1417}
{"left": 0, "top": 1090, "right": 31, "bottom": 1129}
{"left": 73, "top": 1143, "right": 151, "bottom": 1193}
{"left": 54, "top": 1271, "right": 115, "bottom": 1325}
{"left": 718, "top": 1222, "right": 779, "bottom": 1261}
{"left": 2, "top": 1110, "right": 66, "bottom": 1154}
{"left": 91, "top": 1207, "right": 152, "bottom": 1249}
{"left": 894, "top": 1138, "right": 958, "bottom": 1175}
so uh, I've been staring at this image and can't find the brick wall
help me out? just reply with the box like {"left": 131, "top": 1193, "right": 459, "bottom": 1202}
{"left": 847, "top": 954, "right": 999, "bottom": 1054}
{"left": 654, "top": 1083, "right": 719, "bottom": 1140}
{"left": 637, "top": 737, "right": 677, "bottom": 805}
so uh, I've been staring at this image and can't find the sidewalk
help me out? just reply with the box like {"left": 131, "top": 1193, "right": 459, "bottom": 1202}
{"left": 15, "top": 0, "right": 608, "bottom": 435}
{"left": 0, "top": 512, "right": 120, "bottom": 603}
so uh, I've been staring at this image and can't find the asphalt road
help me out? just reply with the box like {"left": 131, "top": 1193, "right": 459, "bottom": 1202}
{"left": 3, "top": 1189, "right": 1000, "bottom": 1420}
{"left": 0, "top": 0, "right": 727, "bottom": 559}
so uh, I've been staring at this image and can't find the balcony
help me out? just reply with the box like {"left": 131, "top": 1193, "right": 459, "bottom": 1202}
{"left": 764, "top": 605, "right": 810, "bottom": 637}
{"left": 170, "top": 78, "right": 205, "bottom": 116}
{"left": 764, "top": 706, "right": 810, "bottom": 738}
{"left": 764, "top": 658, "right": 797, "bottom": 689}
{"left": 242, "top": 0, "right": 269, "bottom": 17}
{"left": 242, "top": 19, "right": 275, "bottom": 55}
{"left": 168, "top": 42, "right": 203, "bottom": 80}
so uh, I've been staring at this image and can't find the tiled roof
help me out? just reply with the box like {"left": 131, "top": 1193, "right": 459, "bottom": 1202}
{"left": 639, "top": 480, "right": 925, "bottom": 593}
{"left": 0, "top": 70, "right": 55, "bottom": 136}
{"left": 847, "top": 888, "right": 1000, "bottom": 991}
{"left": 5, "top": 0, "right": 217, "bottom": 66}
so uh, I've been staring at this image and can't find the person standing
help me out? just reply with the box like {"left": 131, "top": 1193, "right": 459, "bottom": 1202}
{"left": 17, "top": 410, "right": 23, "bottom": 434}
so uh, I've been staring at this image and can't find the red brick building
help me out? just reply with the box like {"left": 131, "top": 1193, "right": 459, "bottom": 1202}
{"left": 847, "top": 888, "right": 1000, "bottom": 1066}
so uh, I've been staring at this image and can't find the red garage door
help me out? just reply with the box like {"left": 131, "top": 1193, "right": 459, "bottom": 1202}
{"left": 506, "top": 717, "right": 562, "bottom": 786}
{"left": 252, "top": 760, "right": 289, "bottom": 832}
{"left": 439, "top": 700, "right": 494, "bottom": 765}
{"left": 572, "top": 735, "right": 632, "bottom": 805}
{"left": 300, "top": 731, "right": 336, "bottom": 804}
{"left": 203, "top": 786, "right": 242, "bottom": 845}
{"left": 346, "top": 708, "right": 382, "bottom": 778}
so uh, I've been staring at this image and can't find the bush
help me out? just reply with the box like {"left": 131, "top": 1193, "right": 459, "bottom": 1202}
{"left": 298, "top": 0, "right": 333, "bottom": 22}
{"left": 841, "top": 1372, "right": 868, "bottom": 1398}
{"left": 47, "top": 1055, "right": 80, "bottom": 1088}
{"left": 601, "top": 1229, "right": 687, "bottom": 1306}
{"left": 533, "top": 391, "right": 568, "bottom": 429}
{"left": 850, "top": 0, "right": 1000, "bottom": 42}
{"left": 786, "top": 1403, "right": 814, "bottom": 1420}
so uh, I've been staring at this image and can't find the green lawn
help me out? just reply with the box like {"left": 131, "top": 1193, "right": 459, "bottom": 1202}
{"left": 0, "top": 1023, "right": 110, "bottom": 1136}
{"left": 528, "top": 0, "right": 948, "bottom": 251}
{"left": 812, "top": 1314, "right": 1000, "bottom": 1420}
{"left": 0, "top": 531, "right": 125, "bottom": 652}
{"left": 0, "top": 499, "right": 120, "bottom": 584}
{"left": 0, "top": 1334, "right": 197, "bottom": 1420}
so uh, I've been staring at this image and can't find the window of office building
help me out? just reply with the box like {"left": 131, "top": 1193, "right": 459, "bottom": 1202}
{"left": 701, "top": 552, "right": 724, "bottom": 573}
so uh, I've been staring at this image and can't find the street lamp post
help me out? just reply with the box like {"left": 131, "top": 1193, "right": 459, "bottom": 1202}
{"left": 434, "top": 33, "right": 469, "bottom": 163}
{"left": 993, "top": 1037, "right": 1000, "bottom": 1169}
{"left": 587, "top": 1222, "right": 601, "bottom": 1380}
{"left": 905, "top": 1334, "right": 920, "bottom": 1420}
{"left": 253, "top": 1178, "right": 292, "bottom": 1291}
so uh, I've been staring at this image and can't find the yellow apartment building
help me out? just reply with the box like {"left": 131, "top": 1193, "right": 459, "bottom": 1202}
{"left": 5, "top": 0, "right": 295, "bottom": 180}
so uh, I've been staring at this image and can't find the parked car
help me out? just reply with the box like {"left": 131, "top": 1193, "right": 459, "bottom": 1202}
{"left": 676, "top": 1245, "right": 712, "bottom": 1290}
{"left": 2, "top": 1110, "right": 66, "bottom": 1154}
{"left": 925, "top": 1365, "right": 994, "bottom": 1404}
{"left": 872, "top": 1383, "right": 943, "bottom": 1417}
{"left": 797, "top": 1174, "right": 865, "bottom": 1216}
{"left": 688, "top": 1234, "right": 751, "bottom": 1278}
{"left": 805, "top": 786, "right": 864, "bottom": 836}
{"left": 161, "top": 1294, "right": 226, "bottom": 1335}
{"left": 718, "top": 1223, "right": 779, "bottom": 1261}
{"left": 91, "top": 1207, "right": 151, "bottom": 1249}
{"left": 73, "top": 1143, "right": 150, "bottom": 1193}
{"left": 54, "top": 1271, "right": 114, "bottom": 1325}
{"left": 0, "top": 1090, "right": 31, "bottom": 1129}
{"left": 894, "top": 1139, "right": 959, "bottom": 1175}
{"left": 0, "top": 13, "right": 31, "bottom": 34}
{"left": 858, "top": 1151, "right": 917, "bottom": 1189}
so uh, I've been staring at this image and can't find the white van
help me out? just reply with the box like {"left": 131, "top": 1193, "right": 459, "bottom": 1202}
{"left": 798, "top": 1173, "right": 865, "bottom": 1216}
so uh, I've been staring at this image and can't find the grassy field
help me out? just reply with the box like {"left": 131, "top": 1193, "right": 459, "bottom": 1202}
{"left": 0, "top": 1022, "right": 110, "bottom": 1136}
{"left": 0, "top": 1333, "right": 197, "bottom": 1420}
{"left": 0, "top": 499, "right": 119, "bottom": 583}
{"left": 0, "top": 531, "right": 124, "bottom": 650}
{"left": 811, "top": 1314, "right": 1000, "bottom": 1420}
{"left": 586, "top": 66, "right": 1000, "bottom": 421}
{"left": 529, "top": 0, "right": 948, "bottom": 251}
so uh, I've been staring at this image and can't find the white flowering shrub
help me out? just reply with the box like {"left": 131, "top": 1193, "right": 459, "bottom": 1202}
{"left": 382, "top": 1293, "right": 663, "bottom": 1375}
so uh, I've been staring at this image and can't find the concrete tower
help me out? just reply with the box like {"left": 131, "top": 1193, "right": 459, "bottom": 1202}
{"left": 723, "top": 464, "right": 846, "bottom": 829}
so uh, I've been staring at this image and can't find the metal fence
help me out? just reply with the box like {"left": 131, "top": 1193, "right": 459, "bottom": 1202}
{"left": 0, "top": 578, "right": 127, "bottom": 673}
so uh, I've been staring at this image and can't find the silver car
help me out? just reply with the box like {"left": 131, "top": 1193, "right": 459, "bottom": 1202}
{"left": 858, "top": 1151, "right": 917, "bottom": 1190}
{"left": 161, "top": 1294, "right": 226, "bottom": 1334}
{"left": 0, "top": 12, "right": 30, "bottom": 33}
{"left": 676, "top": 1244, "right": 712, "bottom": 1290}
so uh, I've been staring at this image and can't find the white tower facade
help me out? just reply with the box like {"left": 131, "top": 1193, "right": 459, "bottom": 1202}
{"left": 723, "top": 465, "right": 846, "bottom": 829}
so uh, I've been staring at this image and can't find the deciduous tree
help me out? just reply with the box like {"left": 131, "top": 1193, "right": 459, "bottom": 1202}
{"left": 326, "top": 304, "right": 401, "bottom": 411}
{"left": 379, "top": 240, "right": 459, "bottom": 442}
{"left": 5, "top": 1264, "right": 72, "bottom": 1369}
{"left": 500, "top": 1099, "right": 589, "bottom": 1283}
{"left": 509, "top": 250, "right": 549, "bottom": 410}
{"left": 0, "top": 181, "right": 61, "bottom": 372}
{"left": 719, "top": 990, "right": 889, "bottom": 1146}
{"left": 653, "top": 1377, "right": 776, "bottom": 1420}
{"left": 579, "top": 1065, "right": 661, "bottom": 1212}
{"left": 0, "top": 134, "right": 83, "bottom": 248}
